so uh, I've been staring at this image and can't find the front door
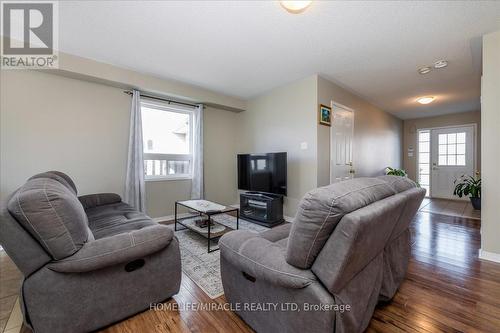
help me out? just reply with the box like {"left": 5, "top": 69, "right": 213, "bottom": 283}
{"left": 330, "top": 103, "right": 354, "bottom": 183}
{"left": 430, "top": 126, "right": 475, "bottom": 199}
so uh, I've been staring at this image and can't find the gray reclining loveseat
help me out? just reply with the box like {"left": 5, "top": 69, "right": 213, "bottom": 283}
{"left": 220, "top": 176, "right": 425, "bottom": 333}
{"left": 0, "top": 171, "right": 181, "bottom": 333}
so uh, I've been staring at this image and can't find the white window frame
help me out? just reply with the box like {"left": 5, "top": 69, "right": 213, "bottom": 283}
{"left": 141, "top": 100, "right": 194, "bottom": 181}
{"left": 417, "top": 129, "right": 431, "bottom": 197}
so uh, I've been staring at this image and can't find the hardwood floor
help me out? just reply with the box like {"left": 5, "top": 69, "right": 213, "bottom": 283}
{"left": 419, "top": 197, "right": 481, "bottom": 220}
{"left": 368, "top": 212, "right": 500, "bottom": 332}
{"left": 0, "top": 251, "right": 22, "bottom": 333}
{"left": 3, "top": 211, "right": 500, "bottom": 332}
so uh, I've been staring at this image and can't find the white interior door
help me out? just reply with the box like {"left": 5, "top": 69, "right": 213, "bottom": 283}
{"left": 430, "top": 126, "right": 475, "bottom": 199}
{"left": 330, "top": 103, "right": 354, "bottom": 183}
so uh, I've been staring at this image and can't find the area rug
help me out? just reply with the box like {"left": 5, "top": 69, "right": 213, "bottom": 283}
{"left": 167, "top": 214, "right": 269, "bottom": 299}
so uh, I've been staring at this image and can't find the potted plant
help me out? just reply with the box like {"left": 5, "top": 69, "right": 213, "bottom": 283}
{"left": 453, "top": 173, "right": 481, "bottom": 210}
{"left": 385, "top": 167, "right": 407, "bottom": 177}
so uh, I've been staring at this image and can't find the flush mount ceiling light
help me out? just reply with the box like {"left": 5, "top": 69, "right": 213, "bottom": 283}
{"left": 434, "top": 59, "right": 448, "bottom": 69}
{"left": 280, "top": 1, "right": 312, "bottom": 13}
{"left": 418, "top": 66, "right": 432, "bottom": 75}
{"left": 417, "top": 96, "right": 436, "bottom": 105}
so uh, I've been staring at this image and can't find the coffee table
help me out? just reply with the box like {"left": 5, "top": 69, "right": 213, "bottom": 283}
{"left": 174, "top": 199, "right": 239, "bottom": 253}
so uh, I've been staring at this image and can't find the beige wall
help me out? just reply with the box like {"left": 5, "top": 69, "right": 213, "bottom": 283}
{"left": 238, "top": 76, "right": 318, "bottom": 217}
{"left": 1, "top": 70, "right": 241, "bottom": 218}
{"left": 1, "top": 70, "right": 130, "bottom": 199}
{"left": 56, "top": 52, "right": 246, "bottom": 112}
{"left": 403, "top": 111, "right": 481, "bottom": 181}
{"left": 480, "top": 30, "right": 500, "bottom": 257}
{"left": 0, "top": 58, "right": 404, "bottom": 223}
{"left": 204, "top": 107, "right": 241, "bottom": 207}
{"left": 317, "top": 76, "right": 403, "bottom": 186}
{"left": 239, "top": 74, "right": 402, "bottom": 217}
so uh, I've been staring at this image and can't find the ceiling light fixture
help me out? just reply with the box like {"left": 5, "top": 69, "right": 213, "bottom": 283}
{"left": 280, "top": 1, "right": 312, "bottom": 14}
{"left": 434, "top": 60, "right": 448, "bottom": 69}
{"left": 418, "top": 66, "right": 432, "bottom": 75}
{"left": 417, "top": 96, "right": 436, "bottom": 105}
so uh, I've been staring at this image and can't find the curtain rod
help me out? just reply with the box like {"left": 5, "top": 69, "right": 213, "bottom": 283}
{"left": 123, "top": 90, "right": 200, "bottom": 108}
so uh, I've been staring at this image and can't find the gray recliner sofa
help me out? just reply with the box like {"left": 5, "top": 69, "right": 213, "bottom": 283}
{"left": 220, "top": 176, "right": 425, "bottom": 333}
{"left": 0, "top": 171, "right": 181, "bottom": 333}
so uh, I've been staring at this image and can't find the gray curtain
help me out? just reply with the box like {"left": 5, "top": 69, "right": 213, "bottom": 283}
{"left": 124, "top": 90, "right": 146, "bottom": 212}
{"left": 191, "top": 104, "right": 204, "bottom": 199}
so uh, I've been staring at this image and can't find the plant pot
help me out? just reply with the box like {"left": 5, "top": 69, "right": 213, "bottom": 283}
{"left": 470, "top": 197, "right": 481, "bottom": 210}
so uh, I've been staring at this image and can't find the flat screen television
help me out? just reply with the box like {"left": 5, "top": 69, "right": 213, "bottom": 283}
{"left": 237, "top": 152, "right": 287, "bottom": 196}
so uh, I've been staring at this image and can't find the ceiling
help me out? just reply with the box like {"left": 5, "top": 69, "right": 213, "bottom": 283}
{"left": 58, "top": 1, "right": 500, "bottom": 119}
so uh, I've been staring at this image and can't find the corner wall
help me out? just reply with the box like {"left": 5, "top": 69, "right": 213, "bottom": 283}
{"left": 317, "top": 76, "right": 403, "bottom": 186}
{"left": 238, "top": 75, "right": 318, "bottom": 217}
{"left": 480, "top": 30, "right": 500, "bottom": 259}
{"left": 239, "top": 74, "right": 403, "bottom": 217}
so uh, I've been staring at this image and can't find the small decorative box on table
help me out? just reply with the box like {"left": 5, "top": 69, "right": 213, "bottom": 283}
{"left": 174, "top": 199, "right": 239, "bottom": 252}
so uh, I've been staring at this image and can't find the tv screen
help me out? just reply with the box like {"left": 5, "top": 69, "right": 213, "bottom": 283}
{"left": 237, "top": 152, "right": 287, "bottom": 196}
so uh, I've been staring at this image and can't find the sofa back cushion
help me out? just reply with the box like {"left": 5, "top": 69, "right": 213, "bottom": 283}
{"left": 286, "top": 178, "right": 396, "bottom": 269}
{"left": 29, "top": 171, "right": 78, "bottom": 195}
{"left": 7, "top": 178, "right": 90, "bottom": 260}
{"left": 311, "top": 193, "right": 407, "bottom": 293}
{"left": 387, "top": 187, "right": 425, "bottom": 241}
{"left": 377, "top": 175, "right": 416, "bottom": 193}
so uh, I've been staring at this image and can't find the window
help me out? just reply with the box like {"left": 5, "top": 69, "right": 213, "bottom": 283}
{"left": 141, "top": 101, "right": 193, "bottom": 180}
{"left": 438, "top": 132, "right": 466, "bottom": 166}
{"left": 418, "top": 130, "right": 430, "bottom": 196}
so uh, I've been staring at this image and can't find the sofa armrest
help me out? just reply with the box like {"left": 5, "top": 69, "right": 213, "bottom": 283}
{"left": 219, "top": 230, "right": 316, "bottom": 289}
{"left": 78, "top": 193, "right": 122, "bottom": 210}
{"left": 47, "top": 225, "right": 174, "bottom": 273}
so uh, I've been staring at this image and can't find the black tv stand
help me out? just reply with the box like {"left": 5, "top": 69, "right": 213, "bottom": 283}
{"left": 240, "top": 192, "right": 284, "bottom": 227}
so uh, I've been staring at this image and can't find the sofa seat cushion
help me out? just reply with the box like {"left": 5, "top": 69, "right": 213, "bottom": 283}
{"left": 86, "top": 202, "right": 156, "bottom": 239}
{"left": 7, "top": 178, "right": 90, "bottom": 260}
{"left": 286, "top": 178, "right": 396, "bottom": 269}
{"left": 259, "top": 223, "right": 291, "bottom": 243}
{"left": 220, "top": 230, "right": 316, "bottom": 289}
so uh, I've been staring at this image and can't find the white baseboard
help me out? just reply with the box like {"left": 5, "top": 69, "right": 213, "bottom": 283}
{"left": 478, "top": 249, "right": 500, "bottom": 263}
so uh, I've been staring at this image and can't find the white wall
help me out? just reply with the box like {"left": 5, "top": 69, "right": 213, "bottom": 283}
{"left": 0, "top": 70, "right": 241, "bottom": 218}
{"left": 480, "top": 30, "right": 500, "bottom": 259}
{"left": 238, "top": 76, "right": 318, "bottom": 217}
